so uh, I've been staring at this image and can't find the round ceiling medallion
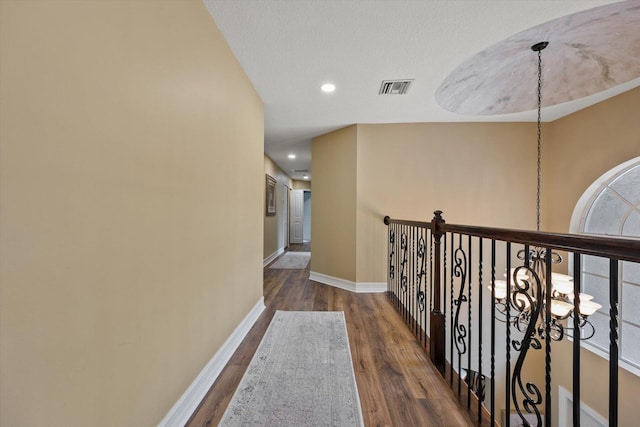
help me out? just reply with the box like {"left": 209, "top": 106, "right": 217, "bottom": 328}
{"left": 435, "top": 1, "right": 640, "bottom": 115}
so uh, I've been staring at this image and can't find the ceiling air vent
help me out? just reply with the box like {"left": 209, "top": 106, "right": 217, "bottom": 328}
{"left": 379, "top": 79, "right": 414, "bottom": 95}
{"left": 292, "top": 169, "right": 309, "bottom": 173}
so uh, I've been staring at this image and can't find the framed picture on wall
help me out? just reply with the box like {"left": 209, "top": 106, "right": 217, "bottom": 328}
{"left": 266, "top": 174, "right": 277, "bottom": 216}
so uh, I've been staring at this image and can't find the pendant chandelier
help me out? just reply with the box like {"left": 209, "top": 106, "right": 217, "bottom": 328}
{"left": 490, "top": 41, "right": 601, "bottom": 341}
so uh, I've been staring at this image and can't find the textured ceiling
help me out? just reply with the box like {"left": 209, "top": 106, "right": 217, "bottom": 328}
{"left": 204, "top": 0, "right": 637, "bottom": 181}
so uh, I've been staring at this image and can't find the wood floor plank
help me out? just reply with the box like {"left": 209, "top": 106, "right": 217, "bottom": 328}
{"left": 187, "top": 244, "right": 474, "bottom": 427}
{"left": 344, "top": 291, "right": 395, "bottom": 426}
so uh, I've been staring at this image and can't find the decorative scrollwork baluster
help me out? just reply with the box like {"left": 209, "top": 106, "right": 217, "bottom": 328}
{"left": 416, "top": 233, "right": 427, "bottom": 312}
{"left": 453, "top": 238, "right": 468, "bottom": 357}
{"left": 389, "top": 229, "right": 395, "bottom": 280}
{"left": 400, "top": 232, "right": 408, "bottom": 292}
{"left": 511, "top": 265, "right": 543, "bottom": 427}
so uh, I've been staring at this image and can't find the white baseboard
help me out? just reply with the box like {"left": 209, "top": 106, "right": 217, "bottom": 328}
{"left": 263, "top": 248, "right": 285, "bottom": 267}
{"left": 158, "top": 297, "right": 265, "bottom": 427}
{"left": 309, "top": 271, "right": 386, "bottom": 293}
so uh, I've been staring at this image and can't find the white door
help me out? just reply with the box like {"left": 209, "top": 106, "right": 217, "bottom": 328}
{"left": 303, "top": 191, "right": 311, "bottom": 242}
{"left": 290, "top": 189, "right": 304, "bottom": 244}
{"left": 281, "top": 184, "right": 289, "bottom": 249}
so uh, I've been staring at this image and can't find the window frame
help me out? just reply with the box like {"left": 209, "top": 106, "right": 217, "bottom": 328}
{"left": 569, "top": 156, "right": 640, "bottom": 378}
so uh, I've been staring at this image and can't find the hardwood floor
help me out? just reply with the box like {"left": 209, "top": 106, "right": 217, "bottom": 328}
{"left": 186, "top": 244, "right": 474, "bottom": 426}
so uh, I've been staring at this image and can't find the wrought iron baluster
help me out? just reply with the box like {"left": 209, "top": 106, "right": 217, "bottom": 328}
{"left": 395, "top": 224, "right": 399, "bottom": 306}
{"left": 609, "top": 258, "right": 619, "bottom": 427}
{"left": 412, "top": 226, "right": 417, "bottom": 334}
{"left": 416, "top": 227, "right": 427, "bottom": 344}
{"left": 414, "top": 226, "right": 418, "bottom": 331}
{"left": 572, "top": 253, "right": 582, "bottom": 427}
{"left": 408, "top": 225, "right": 412, "bottom": 324}
{"left": 390, "top": 224, "right": 395, "bottom": 307}
{"left": 388, "top": 225, "right": 395, "bottom": 295}
{"left": 410, "top": 225, "right": 414, "bottom": 324}
{"left": 409, "top": 226, "right": 414, "bottom": 329}
{"left": 406, "top": 225, "right": 410, "bottom": 323}
{"left": 490, "top": 240, "right": 496, "bottom": 427}
{"left": 398, "top": 224, "right": 402, "bottom": 307}
{"left": 506, "top": 243, "right": 511, "bottom": 427}
{"left": 397, "top": 224, "right": 401, "bottom": 309}
{"left": 390, "top": 224, "right": 394, "bottom": 304}
{"left": 430, "top": 230, "right": 434, "bottom": 312}
{"left": 545, "top": 249, "right": 552, "bottom": 427}
{"left": 467, "top": 235, "right": 472, "bottom": 409}
{"left": 408, "top": 227, "right": 411, "bottom": 326}
{"left": 442, "top": 230, "right": 446, "bottom": 376}
{"left": 510, "top": 264, "right": 543, "bottom": 427}
{"left": 416, "top": 228, "right": 419, "bottom": 340}
{"left": 427, "top": 227, "right": 432, "bottom": 346}
{"left": 401, "top": 226, "right": 408, "bottom": 319}
{"left": 395, "top": 225, "right": 400, "bottom": 310}
{"left": 450, "top": 232, "right": 455, "bottom": 386}
{"left": 414, "top": 226, "right": 419, "bottom": 334}
{"left": 478, "top": 237, "right": 483, "bottom": 424}
{"left": 453, "top": 234, "right": 468, "bottom": 397}
{"left": 396, "top": 224, "right": 400, "bottom": 309}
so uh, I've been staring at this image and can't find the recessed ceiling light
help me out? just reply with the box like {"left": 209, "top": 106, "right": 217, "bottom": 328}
{"left": 303, "top": 175, "right": 309, "bottom": 179}
{"left": 288, "top": 154, "right": 296, "bottom": 159}
{"left": 321, "top": 83, "right": 336, "bottom": 93}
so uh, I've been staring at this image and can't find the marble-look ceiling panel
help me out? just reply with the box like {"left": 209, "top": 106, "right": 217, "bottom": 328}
{"left": 436, "top": 1, "right": 640, "bottom": 115}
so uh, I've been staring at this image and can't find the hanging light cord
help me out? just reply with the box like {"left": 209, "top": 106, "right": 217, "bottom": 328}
{"left": 536, "top": 48, "right": 542, "bottom": 232}
{"left": 532, "top": 42, "right": 548, "bottom": 232}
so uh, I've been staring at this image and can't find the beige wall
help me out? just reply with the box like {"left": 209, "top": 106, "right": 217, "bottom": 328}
{"left": 546, "top": 86, "right": 640, "bottom": 233}
{"left": 0, "top": 2, "right": 263, "bottom": 426}
{"left": 355, "top": 122, "right": 539, "bottom": 283}
{"left": 311, "top": 125, "right": 358, "bottom": 281}
{"left": 264, "top": 155, "right": 292, "bottom": 260}
{"left": 548, "top": 87, "right": 640, "bottom": 426}
{"left": 313, "top": 122, "right": 540, "bottom": 283}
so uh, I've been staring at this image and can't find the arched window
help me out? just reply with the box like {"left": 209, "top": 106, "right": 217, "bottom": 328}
{"left": 570, "top": 157, "right": 640, "bottom": 376}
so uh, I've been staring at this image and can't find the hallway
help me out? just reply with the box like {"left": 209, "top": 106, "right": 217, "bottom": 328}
{"left": 187, "top": 244, "right": 474, "bottom": 426}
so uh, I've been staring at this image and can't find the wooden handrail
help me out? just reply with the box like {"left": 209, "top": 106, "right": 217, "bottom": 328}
{"left": 384, "top": 215, "right": 640, "bottom": 264}
{"left": 384, "top": 216, "right": 435, "bottom": 229}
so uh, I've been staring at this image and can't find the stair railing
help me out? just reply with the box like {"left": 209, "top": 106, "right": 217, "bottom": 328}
{"left": 384, "top": 211, "right": 640, "bottom": 427}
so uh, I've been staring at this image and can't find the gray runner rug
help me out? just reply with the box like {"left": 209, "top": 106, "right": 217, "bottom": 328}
{"left": 219, "top": 311, "right": 364, "bottom": 427}
{"left": 269, "top": 251, "right": 310, "bottom": 269}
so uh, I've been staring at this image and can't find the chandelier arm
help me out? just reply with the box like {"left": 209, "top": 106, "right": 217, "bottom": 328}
{"left": 564, "top": 314, "right": 597, "bottom": 340}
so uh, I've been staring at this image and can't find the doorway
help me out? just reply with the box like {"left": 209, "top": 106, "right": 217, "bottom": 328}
{"left": 303, "top": 190, "right": 311, "bottom": 243}
{"left": 289, "top": 189, "right": 311, "bottom": 245}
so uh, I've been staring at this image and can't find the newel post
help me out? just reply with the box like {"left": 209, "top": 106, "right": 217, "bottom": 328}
{"left": 430, "top": 210, "right": 446, "bottom": 375}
